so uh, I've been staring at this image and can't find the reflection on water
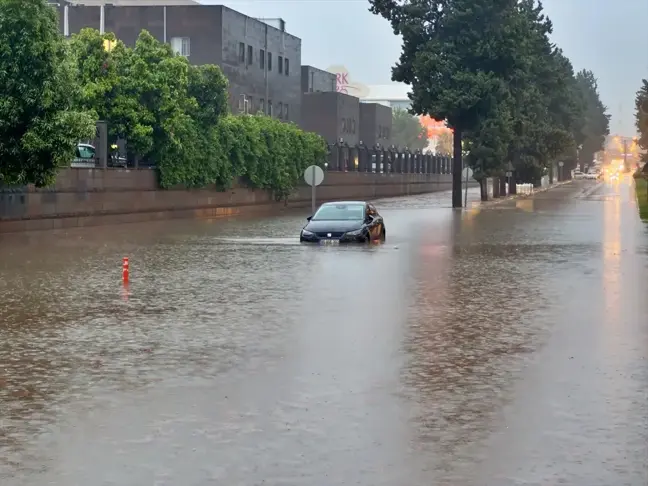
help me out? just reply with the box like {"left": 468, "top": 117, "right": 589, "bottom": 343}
{"left": 603, "top": 194, "right": 621, "bottom": 319}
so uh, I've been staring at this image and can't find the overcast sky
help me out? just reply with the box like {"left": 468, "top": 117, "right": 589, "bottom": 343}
{"left": 207, "top": 0, "right": 648, "bottom": 136}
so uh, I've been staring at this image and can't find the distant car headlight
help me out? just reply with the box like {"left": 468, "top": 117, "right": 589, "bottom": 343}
{"left": 301, "top": 229, "right": 314, "bottom": 236}
{"left": 344, "top": 229, "right": 363, "bottom": 237}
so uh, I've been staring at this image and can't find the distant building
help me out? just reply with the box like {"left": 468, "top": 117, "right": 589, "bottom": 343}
{"left": 301, "top": 65, "right": 336, "bottom": 94}
{"left": 301, "top": 92, "right": 359, "bottom": 146}
{"left": 359, "top": 103, "right": 392, "bottom": 148}
{"left": 60, "top": 1, "right": 301, "bottom": 123}
{"left": 361, "top": 84, "right": 411, "bottom": 111}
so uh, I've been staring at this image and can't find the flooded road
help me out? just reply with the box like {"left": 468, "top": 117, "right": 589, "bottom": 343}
{"left": 1, "top": 180, "right": 647, "bottom": 485}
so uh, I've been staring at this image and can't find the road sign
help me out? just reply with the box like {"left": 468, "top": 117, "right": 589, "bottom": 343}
{"left": 461, "top": 167, "right": 473, "bottom": 180}
{"left": 558, "top": 161, "right": 564, "bottom": 167}
{"left": 304, "top": 165, "right": 325, "bottom": 215}
{"left": 506, "top": 171, "right": 513, "bottom": 177}
{"left": 304, "top": 165, "right": 324, "bottom": 186}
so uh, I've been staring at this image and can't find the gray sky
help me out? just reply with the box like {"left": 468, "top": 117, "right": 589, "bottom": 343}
{"left": 208, "top": 0, "right": 648, "bottom": 136}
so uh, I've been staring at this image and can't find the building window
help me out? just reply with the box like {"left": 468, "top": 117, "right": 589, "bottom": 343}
{"left": 247, "top": 45, "right": 253, "bottom": 65}
{"left": 171, "top": 37, "right": 190, "bottom": 57}
{"left": 284, "top": 58, "right": 289, "bottom": 75}
{"left": 278, "top": 55, "right": 283, "bottom": 74}
{"left": 238, "top": 42, "right": 245, "bottom": 62}
{"left": 278, "top": 102, "right": 283, "bottom": 119}
{"left": 260, "top": 49, "right": 265, "bottom": 69}
{"left": 284, "top": 104, "right": 289, "bottom": 120}
{"left": 267, "top": 100, "right": 272, "bottom": 116}
{"left": 267, "top": 52, "right": 272, "bottom": 71}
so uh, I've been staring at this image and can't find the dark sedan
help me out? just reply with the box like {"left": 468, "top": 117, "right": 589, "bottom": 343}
{"left": 299, "top": 201, "right": 386, "bottom": 244}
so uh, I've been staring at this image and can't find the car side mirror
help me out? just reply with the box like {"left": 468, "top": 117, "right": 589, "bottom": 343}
{"left": 306, "top": 216, "right": 312, "bottom": 221}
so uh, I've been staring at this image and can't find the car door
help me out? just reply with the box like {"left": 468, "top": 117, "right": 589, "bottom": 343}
{"left": 366, "top": 204, "right": 381, "bottom": 240}
{"left": 369, "top": 204, "right": 384, "bottom": 239}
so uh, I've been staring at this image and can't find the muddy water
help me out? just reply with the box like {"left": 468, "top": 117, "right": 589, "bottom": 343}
{"left": 0, "top": 182, "right": 646, "bottom": 485}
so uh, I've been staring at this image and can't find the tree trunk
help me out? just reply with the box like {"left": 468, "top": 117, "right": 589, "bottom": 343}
{"left": 479, "top": 179, "right": 488, "bottom": 201}
{"left": 452, "top": 128, "right": 463, "bottom": 208}
{"left": 499, "top": 176, "right": 507, "bottom": 197}
{"left": 548, "top": 164, "right": 554, "bottom": 184}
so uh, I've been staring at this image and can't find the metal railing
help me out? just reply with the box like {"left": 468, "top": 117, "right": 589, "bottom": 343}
{"left": 325, "top": 143, "right": 453, "bottom": 175}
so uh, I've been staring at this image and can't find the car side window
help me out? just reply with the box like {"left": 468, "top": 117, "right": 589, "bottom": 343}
{"left": 77, "top": 146, "right": 95, "bottom": 159}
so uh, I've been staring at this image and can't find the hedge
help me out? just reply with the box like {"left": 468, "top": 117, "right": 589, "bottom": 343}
{"left": 157, "top": 114, "right": 328, "bottom": 200}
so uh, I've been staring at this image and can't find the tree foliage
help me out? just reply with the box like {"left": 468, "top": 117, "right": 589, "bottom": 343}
{"left": 369, "top": 0, "right": 609, "bottom": 193}
{"left": 69, "top": 28, "right": 327, "bottom": 197}
{"left": 636, "top": 79, "right": 648, "bottom": 162}
{"left": 391, "top": 109, "right": 428, "bottom": 150}
{"left": 0, "top": 0, "right": 95, "bottom": 186}
{"left": 574, "top": 70, "right": 610, "bottom": 167}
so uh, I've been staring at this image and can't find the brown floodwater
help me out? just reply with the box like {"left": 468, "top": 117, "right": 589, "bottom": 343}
{"left": 0, "top": 180, "right": 646, "bottom": 485}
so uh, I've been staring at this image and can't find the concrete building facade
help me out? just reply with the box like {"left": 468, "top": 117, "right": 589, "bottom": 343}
{"left": 359, "top": 103, "right": 392, "bottom": 147}
{"left": 60, "top": 2, "right": 301, "bottom": 123}
{"left": 301, "top": 92, "right": 360, "bottom": 146}
{"left": 300, "top": 65, "right": 336, "bottom": 94}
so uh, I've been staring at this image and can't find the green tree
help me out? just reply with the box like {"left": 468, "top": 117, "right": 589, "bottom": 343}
{"left": 635, "top": 79, "right": 648, "bottom": 162}
{"left": 0, "top": 0, "right": 95, "bottom": 186}
{"left": 369, "top": 0, "right": 524, "bottom": 207}
{"left": 391, "top": 109, "right": 428, "bottom": 150}
{"left": 573, "top": 70, "right": 610, "bottom": 169}
{"left": 70, "top": 29, "right": 155, "bottom": 159}
{"left": 504, "top": 2, "right": 584, "bottom": 185}
{"left": 188, "top": 64, "right": 229, "bottom": 127}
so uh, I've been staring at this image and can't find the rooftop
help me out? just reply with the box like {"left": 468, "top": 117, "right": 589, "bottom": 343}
{"left": 362, "top": 84, "right": 411, "bottom": 102}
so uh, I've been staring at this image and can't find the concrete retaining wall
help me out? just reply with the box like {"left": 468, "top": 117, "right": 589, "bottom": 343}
{"left": 0, "top": 168, "right": 458, "bottom": 233}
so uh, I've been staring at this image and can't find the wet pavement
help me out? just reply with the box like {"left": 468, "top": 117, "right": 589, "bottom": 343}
{"left": 0, "top": 178, "right": 647, "bottom": 485}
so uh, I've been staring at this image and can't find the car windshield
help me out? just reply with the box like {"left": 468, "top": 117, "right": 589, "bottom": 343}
{"left": 312, "top": 204, "right": 364, "bottom": 221}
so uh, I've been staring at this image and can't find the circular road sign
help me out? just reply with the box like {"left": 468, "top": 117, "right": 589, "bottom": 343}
{"left": 558, "top": 161, "right": 564, "bottom": 167}
{"left": 304, "top": 165, "right": 324, "bottom": 186}
{"left": 461, "top": 167, "right": 473, "bottom": 180}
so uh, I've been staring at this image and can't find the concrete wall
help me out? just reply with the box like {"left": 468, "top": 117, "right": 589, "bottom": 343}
{"left": 301, "top": 92, "right": 360, "bottom": 145}
{"left": 61, "top": 4, "right": 301, "bottom": 123}
{"left": 0, "top": 169, "right": 455, "bottom": 233}
{"left": 359, "top": 103, "right": 392, "bottom": 147}
{"left": 301, "top": 65, "right": 336, "bottom": 94}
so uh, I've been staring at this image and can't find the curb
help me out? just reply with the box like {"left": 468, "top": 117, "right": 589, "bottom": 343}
{"left": 472, "top": 181, "right": 572, "bottom": 208}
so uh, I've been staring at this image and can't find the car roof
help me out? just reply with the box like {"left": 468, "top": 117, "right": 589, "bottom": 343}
{"left": 320, "top": 201, "right": 367, "bottom": 206}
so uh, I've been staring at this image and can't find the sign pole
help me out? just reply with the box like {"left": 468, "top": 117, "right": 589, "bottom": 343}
{"left": 464, "top": 164, "right": 469, "bottom": 207}
{"left": 304, "top": 164, "right": 324, "bottom": 215}
{"left": 311, "top": 169, "right": 316, "bottom": 215}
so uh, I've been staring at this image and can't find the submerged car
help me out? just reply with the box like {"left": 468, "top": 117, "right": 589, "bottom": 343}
{"left": 300, "top": 201, "right": 386, "bottom": 244}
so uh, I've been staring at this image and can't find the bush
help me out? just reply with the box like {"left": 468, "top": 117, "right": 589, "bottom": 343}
{"left": 635, "top": 178, "right": 648, "bottom": 220}
{"left": 157, "top": 114, "right": 328, "bottom": 200}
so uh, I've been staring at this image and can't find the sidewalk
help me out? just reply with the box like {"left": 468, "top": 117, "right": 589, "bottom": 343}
{"left": 471, "top": 180, "right": 573, "bottom": 209}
